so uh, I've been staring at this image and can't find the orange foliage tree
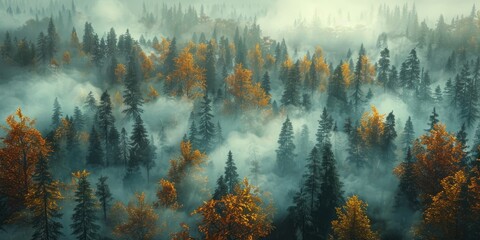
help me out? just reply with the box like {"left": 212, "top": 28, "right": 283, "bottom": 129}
{"left": 114, "top": 63, "right": 127, "bottom": 83}
{"left": 139, "top": 51, "right": 154, "bottom": 79}
{"left": 358, "top": 106, "right": 385, "bottom": 146}
{"left": 330, "top": 195, "right": 379, "bottom": 240}
{"left": 155, "top": 179, "right": 180, "bottom": 209}
{"left": 0, "top": 108, "right": 50, "bottom": 208}
{"left": 360, "top": 56, "right": 376, "bottom": 84}
{"left": 193, "top": 178, "right": 274, "bottom": 240}
{"left": 167, "top": 48, "right": 206, "bottom": 99}
{"left": 225, "top": 64, "right": 270, "bottom": 110}
{"left": 412, "top": 124, "right": 463, "bottom": 202}
{"left": 114, "top": 192, "right": 159, "bottom": 240}
{"left": 341, "top": 61, "right": 352, "bottom": 87}
{"left": 248, "top": 44, "right": 264, "bottom": 82}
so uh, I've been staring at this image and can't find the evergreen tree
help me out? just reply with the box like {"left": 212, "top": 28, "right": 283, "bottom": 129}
{"left": 188, "top": 120, "right": 201, "bottom": 150}
{"left": 276, "top": 117, "right": 296, "bottom": 175}
{"left": 82, "top": 22, "right": 95, "bottom": 55}
{"left": 347, "top": 125, "right": 366, "bottom": 167}
{"left": 29, "top": 157, "right": 63, "bottom": 240}
{"left": 386, "top": 65, "right": 398, "bottom": 92}
{"left": 261, "top": 71, "right": 271, "bottom": 100}
{"left": 1, "top": 31, "right": 13, "bottom": 59}
{"left": 426, "top": 107, "right": 439, "bottom": 132}
{"left": 327, "top": 63, "right": 348, "bottom": 111}
{"left": 86, "top": 126, "right": 104, "bottom": 167}
{"left": 213, "top": 175, "right": 228, "bottom": 200}
{"left": 214, "top": 121, "right": 225, "bottom": 145}
{"left": 198, "top": 94, "right": 215, "bottom": 153}
{"left": 457, "top": 123, "right": 469, "bottom": 158}
{"left": 402, "top": 49, "right": 421, "bottom": 91}
{"left": 107, "top": 126, "right": 122, "bottom": 166}
{"left": 461, "top": 65, "right": 479, "bottom": 127}
{"left": 281, "top": 61, "right": 301, "bottom": 107}
{"left": 395, "top": 148, "right": 419, "bottom": 210}
{"left": 128, "top": 116, "right": 150, "bottom": 180}
{"left": 98, "top": 90, "right": 115, "bottom": 166}
{"left": 298, "top": 125, "right": 311, "bottom": 163}
{"left": 383, "top": 111, "right": 397, "bottom": 162}
{"left": 402, "top": 116, "right": 415, "bottom": 150}
{"left": 73, "top": 106, "right": 85, "bottom": 131}
{"left": 84, "top": 91, "right": 97, "bottom": 114}
{"left": 317, "top": 140, "right": 344, "bottom": 238}
{"left": 106, "top": 28, "right": 117, "bottom": 57}
{"left": 316, "top": 107, "right": 333, "bottom": 147}
{"left": 205, "top": 40, "right": 216, "bottom": 94}
{"left": 37, "top": 32, "right": 48, "bottom": 63}
{"left": 302, "top": 147, "right": 322, "bottom": 239}
{"left": 377, "top": 48, "right": 390, "bottom": 88}
{"left": 46, "top": 17, "right": 58, "bottom": 60}
{"left": 351, "top": 56, "right": 364, "bottom": 114}
{"left": 289, "top": 187, "right": 309, "bottom": 240}
{"left": 71, "top": 172, "right": 100, "bottom": 240}
{"left": 95, "top": 176, "right": 113, "bottom": 222}
{"left": 434, "top": 85, "right": 443, "bottom": 104}
{"left": 164, "top": 37, "right": 177, "bottom": 76}
{"left": 51, "top": 97, "right": 62, "bottom": 129}
{"left": 224, "top": 151, "right": 239, "bottom": 194}
{"left": 123, "top": 54, "right": 144, "bottom": 120}
{"left": 444, "top": 78, "right": 455, "bottom": 103}
{"left": 120, "top": 128, "right": 129, "bottom": 168}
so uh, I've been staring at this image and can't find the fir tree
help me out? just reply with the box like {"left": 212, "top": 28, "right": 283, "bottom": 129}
{"left": 215, "top": 121, "right": 225, "bottom": 145}
{"left": 434, "top": 85, "right": 443, "bottom": 104}
{"left": 164, "top": 37, "right": 177, "bottom": 76}
{"left": 123, "top": 54, "right": 144, "bottom": 120}
{"left": 188, "top": 120, "right": 201, "bottom": 150}
{"left": 395, "top": 148, "right": 419, "bottom": 210}
{"left": 86, "top": 126, "right": 104, "bottom": 167}
{"left": 386, "top": 65, "right": 398, "bottom": 92}
{"left": 198, "top": 94, "right": 215, "bottom": 153}
{"left": 120, "top": 128, "right": 129, "bottom": 168}
{"left": 377, "top": 48, "right": 390, "bottom": 88}
{"left": 73, "top": 106, "right": 85, "bottom": 131}
{"left": 302, "top": 147, "right": 322, "bottom": 238}
{"left": 317, "top": 139, "right": 344, "bottom": 238}
{"left": 213, "top": 175, "right": 228, "bottom": 200}
{"left": 383, "top": 111, "right": 397, "bottom": 162}
{"left": 95, "top": 176, "right": 113, "bottom": 222}
{"left": 426, "top": 107, "right": 439, "bottom": 132}
{"left": 327, "top": 63, "right": 348, "bottom": 111}
{"left": 402, "top": 116, "right": 415, "bottom": 150}
{"left": 129, "top": 116, "right": 150, "bottom": 179}
{"left": 51, "top": 97, "right": 62, "bottom": 129}
{"left": 316, "top": 107, "right": 333, "bottom": 147}
{"left": 276, "top": 117, "right": 296, "bottom": 175}
{"left": 71, "top": 172, "right": 100, "bottom": 240}
{"left": 29, "top": 157, "right": 63, "bottom": 240}
{"left": 461, "top": 65, "right": 479, "bottom": 127}
{"left": 261, "top": 71, "right": 272, "bottom": 101}
{"left": 98, "top": 90, "right": 115, "bottom": 166}
{"left": 224, "top": 151, "right": 239, "bottom": 194}
{"left": 205, "top": 40, "right": 216, "bottom": 94}
{"left": 347, "top": 125, "right": 366, "bottom": 167}
{"left": 84, "top": 91, "right": 97, "bottom": 114}
{"left": 107, "top": 125, "right": 122, "bottom": 166}
{"left": 281, "top": 61, "right": 301, "bottom": 107}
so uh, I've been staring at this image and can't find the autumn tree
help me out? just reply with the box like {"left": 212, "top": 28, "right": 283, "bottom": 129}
{"left": 193, "top": 178, "right": 274, "bottom": 240}
{"left": 167, "top": 140, "right": 207, "bottom": 185}
{"left": 0, "top": 108, "right": 50, "bottom": 209}
{"left": 248, "top": 43, "right": 264, "bottom": 82}
{"left": 358, "top": 106, "right": 385, "bottom": 147}
{"left": 166, "top": 48, "right": 206, "bottom": 98}
{"left": 139, "top": 50, "right": 154, "bottom": 79}
{"left": 412, "top": 123, "right": 463, "bottom": 203}
{"left": 155, "top": 179, "right": 180, "bottom": 209}
{"left": 114, "top": 193, "right": 159, "bottom": 240}
{"left": 71, "top": 170, "right": 100, "bottom": 240}
{"left": 27, "top": 157, "right": 63, "bottom": 240}
{"left": 225, "top": 64, "right": 270, "bottom": 110}
{"left": 115, "top": 63, "right": 127, "bottom": 83}
{"left": 330, "top": 195, "right": 379, "bottom": 240}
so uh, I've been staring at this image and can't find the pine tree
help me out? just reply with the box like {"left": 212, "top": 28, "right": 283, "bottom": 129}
{"left": 426, "top": 107, "right": 439, "bottom": 132}
{"left": 351, "top": 59, "right": 364, "bottom": 115}
{"left": 347, "top": 125, "right": 366, "bottom": 167}
{"left": 214, "top": 121, "right": 224, "bottom": 145}
{"left": 289, "top": 187, "right": 309, "bottom": 240}
{"left": 302, "top": 147, "right": 322, "bottom": 238}
{"left": 120, "top": 128, "right": 129, "bottom": 168}
{"left": 123, "top": 54, "right": 144, "bottom": 120}
{"left": 382, "top": 111, "right": 397, "bottom": 162}
{"left": 51, "top": 97, "right": 62, "bottom": 129}
{"left": 395, "top": 148, "right": 419, "bottom": 210}
{"left": 281, "top": 61, "right": 301, "bottom": 107}
{"left": 317, "top": 140, "right": 344, "bottom": 238}
{"left": 106, "top": 28, "right": 117, "bottom": 57}
{"left": 402, "top": 116, "right": 415, "bottom": 150}
{"left": 224, "top": 151, "right": 239, "bottom": 194}
{"left": 434, "top": 85, "right": 443, "bottom": 104}
{"left": 261, "top": 71, "right": 271, "bottom": 100}
{"left": 213, "top": 175, "right": 228, "bottom": 200}
{"left": 98, "top": 90, "right": 115, "bottom": 166}
{"left": 188, "top": 120, "right": 201, "bottom": 150}
{"left": 73, "top": 106, "right": 85, "bottom": 131}
{"left": 276, "top": 117, "right": 296, "bottom": 175}
{"left": 84, "top": 91, "right": 97, "bottom": 114}
{"left": 205, "top": 40, "right": 216, "bottom": 94}
{"left": 316, "top": 107, "right": 333, "bottom": 147}
{"left": 298, "top": 125, "right": 311, "bottom": 163}
{"left": 457, "top": 123, "right": 469, "bottom": 160}
{"left": 386, "top": 65, "right": 398, "bottom": 92}
{"left": 28, "top": 157, "right": 63, "bottom": 240}
{"left": 164, "top": 37, "right": 177, "bottom": 76}
{"left": 71, "top": 171, "right": 100, "bottom": 240}
{"left": 128, "top": 116, "right": 150, "bottom": 180}
{"left": 327, "top": 63, "right": 348, "bottom": 111}
{"left": 198, "top": 94, "right": 215, "bottom": 153}
{"left": 107, "top": 126, "right": 122, "bottom": 166}
{"left": 377, "top": 48, "right": 390, "bottom": 88}
{"left": 95, "top": 176, "right": 113, "bottom": 222}
{"left": 86, "top": 126, "right": 104, "bottom": 167}
{"left": 46, "top": 17, "right": 58, "bottom": 60}
{"left": 461, "top": 65, "right": 479, "bottom": 127}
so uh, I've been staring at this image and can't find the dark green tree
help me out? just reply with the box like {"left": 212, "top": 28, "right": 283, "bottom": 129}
{"left": 71, "top": 173, "right": 100, "bottom": 240}
{"left": 86, "top": 126, "right": 104, "bottom": 167}
{"left": 394, "top": 148, "right": 419, "bottom": 211}
{"left": 281, "top": 61, "right": 301, "bottom": 107}
{"left": 95, "top": 176, "right": 113, "bottom": 222}
{"left": 213, "top": 175, "right": 228, "bottom": 200}
{"left": 276, "top": 117, "right": 296, "bottom": 175}
{"left": 402, "top": 116, "right": 415, "bottom": 150}
{"left": 426, "top": 107, "right": 439, "bottom": 132}
{"left": 224, "top": 151, "right": 239, "bottom": 194}
{"left": 51, "top": 97, "right": 62, "bottom": 129}
{"left": 316, "top": 107, "right": 333, "bottom": 148}
{"left": 377, "top": 48, "right": 390, "bottom": 88}
{"left": 198, "top": 94, "right": 215, "bottom": 153}
{"left": 98, "top": 90, "right": 115, "bottom": 166}
{"left": 205, "top": 40, "right": 216, "bottom": 94}
{"left": 123, "top": 54, "right": 144, "bottom": 120}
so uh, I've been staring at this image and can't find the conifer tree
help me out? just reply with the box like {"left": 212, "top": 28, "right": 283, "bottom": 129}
{"left": 213, "top": 175, "right": 228, "bottom": 200}
{"left": 164, "top": 37, "right": 177, "bottom": 76}
{"left": 123, "top": 54, "right": 144, "bottom": 120}
{"left": 188, "top": 120, "right": 201, "bottom": 150}
{"left": 71, "top": 171, "right": 100, "bottom": 240}
{"left": 317, "top": 140, "right": 343, "bottom": 238}
{"left": 51, "top": 97, "right": 62, "bottom": 129}
{"left": 205, "top": 40, "right": 216, "bottom": 94}
{"left": 261, "top": 71, "right": 271, "bottom": 100}
{"left": 128, "top": 116, "right": 150, "bottom": 180}
{"left": 281, "top": 61, "right": 301, "bottom": 107}
{"left": 95, "top": 176, "right": 113, "bottom": 222}
{"left": 84, "top": 91, "right": 97, "bottom": 114}
{"left": 73, "top": 106, "right": 85, "bottom": 131}
{"left": 120, "top": 128, "right": 129, "bottom": 168}
{"left": 383, "top": 111, "right": 397, "bottom": 161}
{"left": 327, "top": 63, "right": 348, "bottom": 111}
{"left": 394, "top": 148, "right": 419, "bottom": 210}
{"left": 224, "top": 151, "right": 239, "bottom": 194}
{"left": 386, "top": 65, "right": 398, "bottom": 92}
{"left": 98, "top": 90, "right": 115, "bottom": 166}
{"left": 107, "top": 125, "right": 122, "bottom": 166}
{"left": 214, "top": 121, "right": 224, "bottom": 145}
{"left": 276, "top": 117, "right": 296, "bottom": 175}
{"left": 426, "top": 107, "right": 439, "bottom": 132}
{"left": 302, "top": 147, "right": 322, "bottom": 238}
{"left": 402, "top": 116, "right": 415, "bottom": 150}
{"left": 86, "top": 126, "right": 104, "bottom": 167}
{"left": 316, "top": 107, "right": 333, "bottom": 147}
{"left": 377, "top": 48, "right": 390, "bottom": 88}
{"left": 28, "top": 157, "right": 63, "bottom": 240}
{"left": 198, "top": 94, "right": 215, "bottom": 153}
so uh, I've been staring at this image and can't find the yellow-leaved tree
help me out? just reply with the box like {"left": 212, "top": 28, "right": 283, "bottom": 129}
{"left": 225, "top": 64, "right": 270, "bottom": 110}
{"left": 0, "top": 108, "right": 50, "bottom": 209}
{"left": 193, "top": 178, "right": 274, "bottom": 240}
{"left": 114, "top": 192, "right": 159, "bottom": 240}
{"left": 330, "top": 195, "right": 379, "bottom": 240}
{"left": 358, "top": 106, "right": 385, "bottom": 146}
{"left": 167, "top": 48, "right": 206, "bottom": 99}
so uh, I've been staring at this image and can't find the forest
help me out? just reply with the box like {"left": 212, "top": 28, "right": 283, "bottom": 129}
{"left": 0, "top": 0, "right": 480, "bottom": 239}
